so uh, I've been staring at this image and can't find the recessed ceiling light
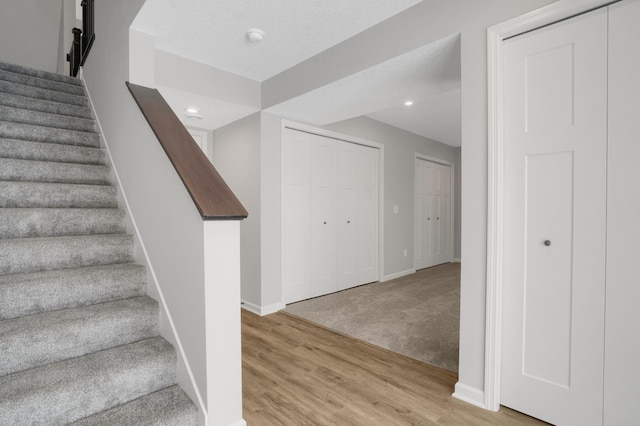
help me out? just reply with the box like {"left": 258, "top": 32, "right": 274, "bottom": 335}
{"left": 247, "top": 28, "right": 265, "bottom": 43}
{"left": 404, "top": 100, "right": 414, "bottom": 107}
{"left": 185, "top": 107, "right": 202, "bottom": 119}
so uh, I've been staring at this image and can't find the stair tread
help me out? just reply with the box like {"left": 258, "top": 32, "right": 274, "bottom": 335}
{"left": 0, "top": 104, "right": 97, "bottom": 133}
{"left": 0, "top": 337, "right": 176, "bottom": 425}
{"left": 0, "top": 79, "right": 88, "bottom": 107}
{"left": 0, "top": 296, "right": 159, "bottom": 376}
{"left": 0, "top": 157, "right": 110, "bottom": 185}
{"left": 0, "top": 61, "right": 83, "bottom": 87}
{"left": 0, "top": 263, "right": 146, "bottom": 320}
{"left": 0, "top": 91, "right": 93, "bottom": 119}
{"left": 0, "top": 138, "right": 105, "bottom": 165}
{"left": 70, "top": 385, "right": 198, "bottom": 426}
{"left": 0, "top": 120, "right": 100, "bottom": 147}
{"left": 0, "top": 233, "right": 134, "bottom": 275}
{"left": 0, "top": 68, "right": 86, "bottom": 96}
{"left": 0, "top": 181, "right": 118, "bottom": 208}
{"left": 0, "top": 207, "right": 125, "bottom": 239}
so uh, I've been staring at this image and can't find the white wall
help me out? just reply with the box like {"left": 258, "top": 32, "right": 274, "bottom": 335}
{"left": 211, "top": 113, "right": 262, "bottom": 310}
{"left": 260, "top": 0, "right": 558, "bottom": 401}
{"left": 154, "top": 50, "right": 260, "bottom": 108}
{"left": 0, "top": 0, "right": 63, "bottom": 73}
{"left": 81, "top": 0, "right": 211, "bottom": 413}
{"left": 323, "top": 116, "right": 461, "bottom": 272}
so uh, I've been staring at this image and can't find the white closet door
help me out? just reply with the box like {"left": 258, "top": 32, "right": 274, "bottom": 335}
{"left": 414, "top": 159, "right": 434, "bottom": 270}
{"left": 282, "top": 129, "right": 312, "bottom": 303}
{"left": 338, "top": 142, "right": 359, "bottom": 289}
{"left": 355, "top": 143, "right": 379, "bottom": 286}
{"left": 310, "top": 135, "right": 338, "bottom": 298}
{"left": 432, "top": 163, "right": 451, "bottom": 265}
{"left": 338, "top": 142, "right": 379, "bottom": 290}
{"left": 501, "top": 8, "right": 607, "bottom": 425}
{"left": 415, "top": 159, "right": 451, "bottom": 270}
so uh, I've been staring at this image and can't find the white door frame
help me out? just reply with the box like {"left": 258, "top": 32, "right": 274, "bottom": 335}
{"left": 485, "top": 0, "right": 615, "bottom": 411}
{"left": 414, "top": 154, "right": 455, "bottom": 270}
{"left": 280, "top": 120, "right": 385, "bottom": 306}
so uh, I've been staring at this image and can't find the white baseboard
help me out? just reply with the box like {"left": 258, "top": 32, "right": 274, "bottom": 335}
{"left": 381, "top": 268, "right": 416, "bottom": 282}
{"left": 452, "top": 382, "right": 486, "bottom": 409}
{"left": 241, "top": 301, "right": 283, "bottom": 316}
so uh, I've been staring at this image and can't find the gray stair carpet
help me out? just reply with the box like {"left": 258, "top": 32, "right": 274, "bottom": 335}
{"left": 0, "top": 61, "right": 198, "bottom": 424}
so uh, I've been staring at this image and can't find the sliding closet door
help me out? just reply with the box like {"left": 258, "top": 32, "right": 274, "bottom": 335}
{"left": 501, "top": 8, "right": 607, "bottom": 425}
{"left": 338, "top": 142, "right": 379, "bottom": 290}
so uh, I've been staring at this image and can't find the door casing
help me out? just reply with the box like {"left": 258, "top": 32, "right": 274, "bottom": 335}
{"left": 484, "top": 0, "right": 617, "bottom": 412}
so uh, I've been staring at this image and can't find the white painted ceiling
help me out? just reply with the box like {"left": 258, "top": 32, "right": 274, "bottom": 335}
{"left": 133, "top": 0, "right": 421, "bottom": 82}
{"left": 132, "top": 0, "right": 462, "bottom": 147}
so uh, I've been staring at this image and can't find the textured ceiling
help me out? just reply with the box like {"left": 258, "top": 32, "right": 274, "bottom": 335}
{"left": 133, "top": 0, "right": 421, "bottom": 82}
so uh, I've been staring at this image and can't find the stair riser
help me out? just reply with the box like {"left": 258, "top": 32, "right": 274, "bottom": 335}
{"left": 0, "top": 264, "right": 147, "bottom": 320}
{"left": 0, "top": 158, "right": 110, "bottom": 185}
{"left": 0, "top": 80, "right": 88, "bottom": 107}
{"left": 0, "top": 68, "right": 86, "bottom": 96}
{"left": 0, "top": 138, "right": 106, "bottom": 165}
{"left": 0, "top": 92, "right": 93, "bottom": 120}
{"left": 0, "top": 61, "right": 83, "bottom": 87}
{"left": 0, "top": 182, "right": 118, "bottom": 208}
{"left": 0, "top": 121, "right": 100, "bottom": 147}
{"left": 0, "top": 105, "right": 97, "bottom": 133}
{"left": 0, "top": 338, "right": 176, "bottom": 425}
{"left": 0, "top": 235, "right": 134, "bottom": 275}
{"left": 0, "top": 208, "right": 125, "bottom": 239}
{"left": 0, "top": 297, "right": 160, "bottom": 376}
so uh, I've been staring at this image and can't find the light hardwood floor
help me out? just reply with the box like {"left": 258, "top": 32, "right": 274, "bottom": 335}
{"left": 242, "top": 310, "right": 547, "bottom": 425}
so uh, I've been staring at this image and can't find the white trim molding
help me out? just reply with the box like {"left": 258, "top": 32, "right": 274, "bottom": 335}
{"left": 452, "top": 382, "right": 485, "bottom": 409}
{"left": 485, "top": 0, "right": 616, "bottom": 412}
{"left": 381, "top": 268, "right": 416, "bottom": 282}
{"left": 241, "top": 300, "right": 283, "bottom": 316}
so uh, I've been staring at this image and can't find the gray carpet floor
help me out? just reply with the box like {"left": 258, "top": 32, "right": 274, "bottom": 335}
{"left": 284, "top": 262, "right": 460, "bottom": 372}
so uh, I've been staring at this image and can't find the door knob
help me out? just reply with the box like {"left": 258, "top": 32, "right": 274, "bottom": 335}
{"left": 323, "top": 221, "right": 327, "bottom": 225}
{"left": 544, "top": 240, "right": 551, "bottom": 246}
{"left": 347, "top": 220, "right": 350, "bottom": 223}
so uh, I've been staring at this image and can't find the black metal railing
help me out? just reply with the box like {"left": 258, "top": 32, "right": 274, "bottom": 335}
{"left": 67, "top": 0, "right": 95, "bottom": 77}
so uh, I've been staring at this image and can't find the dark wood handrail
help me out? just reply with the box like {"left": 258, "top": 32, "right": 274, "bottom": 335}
{"left": 126, "top": 82, "right": 248, "bottom": 220}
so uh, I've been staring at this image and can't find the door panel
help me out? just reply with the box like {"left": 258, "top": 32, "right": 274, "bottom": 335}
{"left": 501, "top": 8, "right": 607, "bottom": 425}
{"left": 338, "top": 142, "right": 379, "bottom": 290}
{"left": 282, "top": 129, "right": 312, "bottom": 303}
{"left": 357, "top": 145, "right": 379, "bottom": 285}
{"left": 311, "top": 135, "right": 337, "bottom": 298}
{"left": 415, "top": 159, "right": 451, "bottom": 269}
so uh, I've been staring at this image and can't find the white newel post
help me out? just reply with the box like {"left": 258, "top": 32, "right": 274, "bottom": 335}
{"left": 203, "top": 221, "right": 246, "bottom": 426}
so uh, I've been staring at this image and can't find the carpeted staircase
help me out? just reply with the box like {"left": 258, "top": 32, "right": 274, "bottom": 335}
{"left": 0, "top": 61, "right": 198, "bottom": 425}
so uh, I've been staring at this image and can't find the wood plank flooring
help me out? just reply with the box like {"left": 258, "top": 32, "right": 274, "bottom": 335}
{"left": 242, "top": 310, "right": 547, "bottom": 425}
